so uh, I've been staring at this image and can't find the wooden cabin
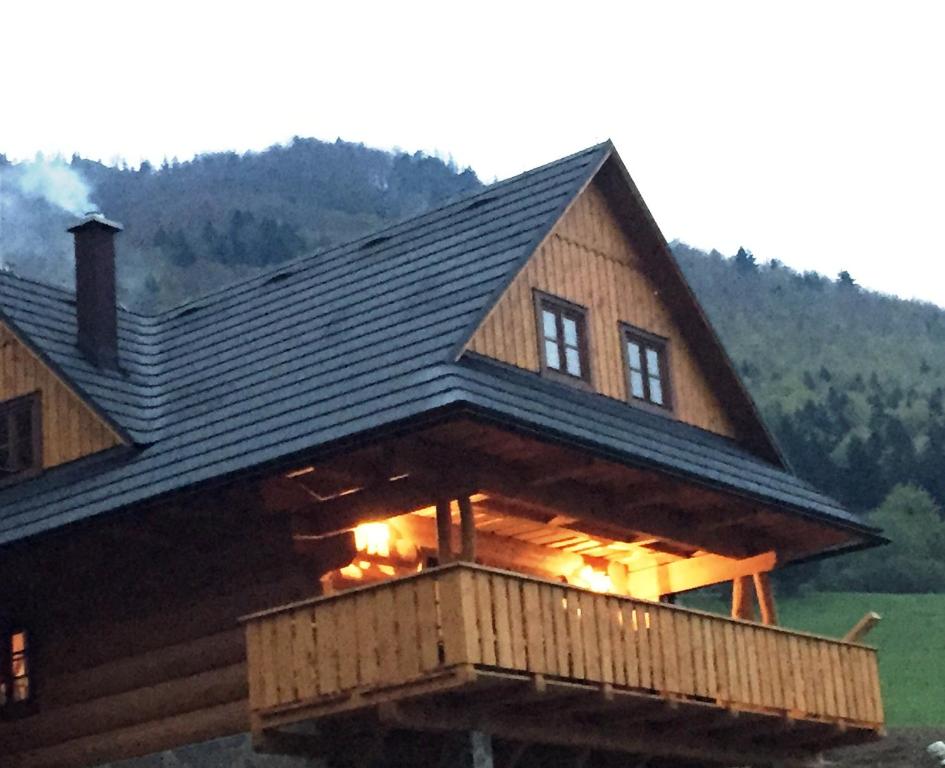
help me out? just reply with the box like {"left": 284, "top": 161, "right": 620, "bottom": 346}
{"left": 0, "top": 143, "right": 885, "bottom": 768}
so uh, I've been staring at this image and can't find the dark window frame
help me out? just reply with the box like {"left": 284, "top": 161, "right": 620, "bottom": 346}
{"left": 0, "top": 393, "right": 42, "bottom": 488}
{"left": 620, "top": 323, "right": 673, "bottom": 412}
{"left": 533, "top": 291, "right": 592, "bottom": 389}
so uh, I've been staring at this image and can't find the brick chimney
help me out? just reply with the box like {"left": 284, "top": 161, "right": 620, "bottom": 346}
{"left": 67, "top": 213, "right": 123, "bottom": 369}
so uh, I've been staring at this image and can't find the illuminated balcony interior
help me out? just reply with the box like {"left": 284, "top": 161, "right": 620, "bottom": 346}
{"left": 242, "top": 420, "right": 884, "bottom": 766}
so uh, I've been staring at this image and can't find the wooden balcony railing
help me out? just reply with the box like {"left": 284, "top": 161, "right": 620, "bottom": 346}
{"left": 243, "top": 563, "right": 883, "bottom": 760}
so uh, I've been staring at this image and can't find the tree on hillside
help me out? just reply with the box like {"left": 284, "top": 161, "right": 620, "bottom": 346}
{"left": 733, "top": 246, "right": 757, "bottom": 273}
{"left": 825, "top": 485, "right": 945, "bottom": 593}
{"left": 837, "top": 270, "right": 857, "bottom": 288}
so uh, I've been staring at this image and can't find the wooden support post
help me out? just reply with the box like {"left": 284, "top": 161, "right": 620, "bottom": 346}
{"left": 753, "top": 571, "right": 778, "bottom": 626}
{"left": 444, "top": 730, "right": 494, "bottom": 768}
{"left": 459, "top": 495, "right": 476, "bottom": 562}
{"left": 436, "top": 498, "right": 453, "bottom": 565}
{"left": 467, "top": 731, "right": 494, "bottom": 768}
{"left": 731, "top": 575, "right": 755, "bottom": 620}
{"left": 844, "top": 611, "right": 881, "bottom": 642}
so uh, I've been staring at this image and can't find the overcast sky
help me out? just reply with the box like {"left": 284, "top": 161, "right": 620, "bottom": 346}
{"left": 3, "top": 1, "right": 943, "bottom": 305}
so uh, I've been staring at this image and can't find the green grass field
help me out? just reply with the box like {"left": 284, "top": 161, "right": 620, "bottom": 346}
{"left": 680, "top": 591, "right": 945, "bottom": 727}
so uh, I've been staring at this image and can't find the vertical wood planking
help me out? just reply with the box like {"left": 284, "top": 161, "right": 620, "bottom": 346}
{"left": 243, "top": 568, "right": 883, "bottom": 734}
{"left": 439, "top": 569, "right": 479, "bottom": 666}
{"left": 415, "top": 576, "right": 440, "bottom": 673}
{"left": 594, "top": 594, "right": 614, "bottom": 684}
{"left": 507, "top": 578, "right": 527, "bottom": 670}
{"left": 567, "top": 592, "right": 584, "bottom": 678}
{"left": 393, "top": 583, "right": 420, "bottom": 681}
{"left": 336, "top": 599, "right": 359, "bottom": 690}
{"left": 606, "top": 597, "right": 624, "bottom": 686}
{"left": 655, "top": 608, "right": 677, "bottom": 693}
{"left": 0, "top": 322, "right": 124, "bottom": 468}
{"left": 315, "top": 600, "right": 339, "bottom": 695}
{"left": 475, "top": 572, "right": 497, "bottom": 666}
{"left": 462, "top": 183, "right": 739, "bottom": 439}
{"left": 374, "top": 586, "right": 399, "bottom": 683}
{"left": 355, "top": 592, "right": 379, "bottom": 685}
{"left": 492, "top": 575, "right": 514, "bottom": 668}
{"left": 244, "top": 621, "right": 266, "bottom": 710}
{"left": 635, "top": 606, "right": 651, "bottom": 690}
{"left": 540, "top": 584, "right": 559, "bottom": 675}
{"left": 292, "top": 608, "right": 318, "bottom": 701}
{"left": 553, "top": 586, "right": 571, "bottom": 676}
{"left": 522, "top": 581, "right": 545, "bottom": 673}
{"left": 674, "top": 612, "right": 694, "bottom": 696}
{"left": 580, "top": 591, "right": 601, "bottom": 681}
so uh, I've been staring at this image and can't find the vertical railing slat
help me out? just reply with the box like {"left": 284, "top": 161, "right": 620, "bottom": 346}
{"left": 439, "top": 567, "right": 479, "bottom": 666}
{"left": 356, "top": 591, "right": 379, "bottom": 685}
{"left": 492, "top": 574, "right": 514, "bottom": 667}
{"left": 522, "top": 581, "right": 544, "bottom": 673}
{"left": 540, "top": 584, "right": 559, "bottom": 676}
{"left": 315, "top": 598, "right": 339, "bottom": 695}
{"left": 293, "top": 608, "right": 318, "bottom": 701}
{"left": 394, "top": 579, "right": 421, "bottom": 680}
{"left": 476, "top": 572, "right": 497, "bottom": 666}
{"left": 595, "top": 594, "right": 614, "bottom": 685}
{"left": 415, "top": 574, "right": 440, "bottom": 673}
{"left": 553, "top": 585, "right": 571, "bottom": 676}
{"left": 606, "top": 597, "right": 624, "bottom": 686}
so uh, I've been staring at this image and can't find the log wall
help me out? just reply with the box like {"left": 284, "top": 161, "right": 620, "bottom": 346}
{"left": 0, "top": 504, "right": 313, "bottom": 768}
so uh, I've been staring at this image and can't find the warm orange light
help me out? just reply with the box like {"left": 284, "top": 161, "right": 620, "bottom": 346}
{"left": 354, "top": 522, "right": 391, "bottom": 557}
{"left": 339, "top": 564, "right": 364, "bottom": 580}
{"left": 572, "top": 565, "right": 614, "bottom": 594}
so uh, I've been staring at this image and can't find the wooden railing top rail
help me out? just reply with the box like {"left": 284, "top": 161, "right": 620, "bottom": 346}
{"left": 239, "top": 561, "right": 877, "bottom": 651}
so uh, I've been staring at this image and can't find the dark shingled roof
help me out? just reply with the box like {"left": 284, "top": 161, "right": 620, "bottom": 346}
{"left": 0, "top": 143, "right": 879, "bottom": 547}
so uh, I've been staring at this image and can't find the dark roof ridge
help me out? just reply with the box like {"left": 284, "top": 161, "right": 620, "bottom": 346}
{"left": 146, "top": 141, "right": 612, "bottom": 322}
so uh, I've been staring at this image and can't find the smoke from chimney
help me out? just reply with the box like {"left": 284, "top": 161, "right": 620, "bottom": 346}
{"left": 0, "top": 158, "right": 99, "bottom": 287}
{"left": 7, "top": 159, "right": 95, "bottom": 216}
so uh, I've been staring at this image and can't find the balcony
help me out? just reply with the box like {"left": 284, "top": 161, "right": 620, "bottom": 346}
{"left": 243, "top": 563, "right": 883, "bottom": 766}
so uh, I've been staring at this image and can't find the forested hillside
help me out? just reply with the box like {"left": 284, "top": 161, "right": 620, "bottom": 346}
{"left": 0, "top": 138, "right": 482, "bottom": 309}
{"left": 2, "top": 140, "right": 943, "bottom": 591}
{"left": 674, "top": 245, "right": 945, "bottom": 592}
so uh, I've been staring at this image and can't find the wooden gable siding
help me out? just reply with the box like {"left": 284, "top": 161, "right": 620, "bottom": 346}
{"left": 0, "top": 321, "right": 123, "bottom": 468}
{"left": 467, "top": 182, "right": 737, "bottom": 438}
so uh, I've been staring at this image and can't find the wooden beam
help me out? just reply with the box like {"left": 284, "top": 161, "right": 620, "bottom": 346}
{"left": 731, "top": 575, "right": 755, "bottom": 620}
{"left": 843, "top": 611, "right": 882, "bottom": 643}
{"left": 459, "top": 495, "right": 476, "bottom": 562}
{"left": 290, "top": 476, "right": 450, "bottom": 537}
{"left": 753, "top": 571, "right": 778, "bottom": 626}
{"left": 392, "top": 513, "right": 584, "bottom": 577}
{"left": 377, "top": 700, "right": 811, "bottom": 767}
{"left": 628, "top": 551, "right": 776, "bottom": 600}
{"left": 436, "top": 498, "right": 454, "bottom": 565}
{"left": 478, "top": 480, "right": 755, "bottom": 558}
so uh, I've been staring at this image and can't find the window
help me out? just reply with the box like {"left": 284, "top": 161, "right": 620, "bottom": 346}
{"left": 0, "top": 394, "right": 40, "bottom": 484}
{"left": 0, "top": 629, "right": 30, "bottom": 708}
{"left": 535, "top": 294, "right": 590, "bottom": 383}
{"left": 622, "top": 325, "right": 671, "bottom": 409}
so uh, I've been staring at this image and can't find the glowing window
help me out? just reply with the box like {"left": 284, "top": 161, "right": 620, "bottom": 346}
{"left": 1, "top": 629, "right": 30, "bottom": 707}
